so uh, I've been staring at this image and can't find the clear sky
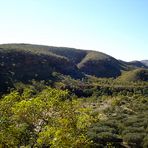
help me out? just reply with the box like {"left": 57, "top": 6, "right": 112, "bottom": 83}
{"left": 0, "top": 0, "right": 148, "bottom": 61}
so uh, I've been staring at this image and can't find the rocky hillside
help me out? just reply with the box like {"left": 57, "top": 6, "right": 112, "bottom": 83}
{"left": 0, "top": 43, "right": 147, "bottom": 92}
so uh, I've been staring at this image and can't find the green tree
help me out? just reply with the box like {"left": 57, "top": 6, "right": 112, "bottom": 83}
{"left": 0, "top": 87, "right": 94, "bottom": 147}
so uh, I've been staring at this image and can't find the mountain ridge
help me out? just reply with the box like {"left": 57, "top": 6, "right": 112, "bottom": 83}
{"left": 0, "top": 44, "right": 147, "bottom": 86}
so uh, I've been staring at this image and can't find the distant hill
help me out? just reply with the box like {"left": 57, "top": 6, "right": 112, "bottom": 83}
{"left": 0, "top": 43, "right": 147, "bottom": 92}
{"left": 117, "top": 68, "right": 148, "bottom": 82}
{"left": 118, "top": 60, "right": 148, "bottom": 71}
{"left": 128, "top": 60, "right": 148, "bottom": 68}
{"left": 0, "top": 44, "right": 122, "bottom": 79}
{"left": 141, "top": 60, "right": 148, "bottom": 67}
{"left": 77, "top": 51, "right": 122, "bottom": 77}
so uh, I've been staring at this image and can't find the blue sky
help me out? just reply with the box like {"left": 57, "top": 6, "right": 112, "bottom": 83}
{"left": 0, "top": 0, "right": 148, "bottom": 61}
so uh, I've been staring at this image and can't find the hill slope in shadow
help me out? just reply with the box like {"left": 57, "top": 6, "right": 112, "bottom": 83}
{"left": 0, "top": 43, "right": 147, "bottom": 92}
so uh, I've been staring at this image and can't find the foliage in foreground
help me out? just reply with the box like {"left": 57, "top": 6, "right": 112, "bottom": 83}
{"left": 0, "top": 87, "right": 95, "bottom": 147}
{"left": 0, "top": 77, "right": 148, "bottom": 147}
